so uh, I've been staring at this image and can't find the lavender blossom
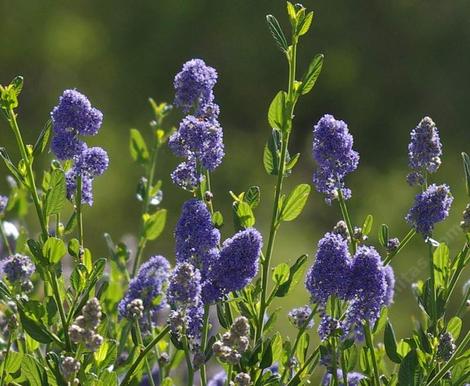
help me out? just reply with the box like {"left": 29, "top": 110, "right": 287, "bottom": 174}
{"left": 65, "top": 169, "right": 94, "bottom": 206}
{"left": 174, "top": 59, "right": 217, "bottom": 113}
{"left": 305, "top": 232, "right": 352, "bottom": 304}
{"left": 312, "top": 114, "right": 359, "bottom": 204}
{"left": 1, "top": 254, "right": 35, "bottom": 285}
{"left": 0, "top": 196, "right": 7, "bottom": 214}
{"left": 288, "top": 306, "right": 314, "bottom": 329}
{"left": 318, "top": 314, "right": 341, "bottom": 341}
{"left": 51, "top": 131, "right": 86, "bottom": 161}
{"left": 383, "top": 265, "right": 396, "bottom": 306}
{"left": 170, "top": 157, "right": 202, "bottom": 190}
{"left": 345, "top": 246, "right": 387, "bottom": 332}
{"left": 208, "top": 371, "right": 227, "bottom": 386}
{"left": 51, "top": 89, "right": 103, "bottom": 136}
{"left": 405, "top": 184, "right": 453, "bottom": 236}
{"left": 74, "top": 146, "right": 109, "bottom": 177}
{"left": 118, "top": 255, "right": 171, "bottom": 320}
{"left": 210, "top": 228, "right": 262, "bottom": 295}
{"left": 407, "top": 116, "right": 442, "bottom": 184}
{"left": 167, "top": 262, "right": 202, "bottom": 306}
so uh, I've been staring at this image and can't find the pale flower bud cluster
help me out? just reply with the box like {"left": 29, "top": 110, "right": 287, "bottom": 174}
{"left": 212, "top": 316, "right": 250, "bottom": 365}
{"left": 69, "top": 297, "right": 103, "bottom": 351}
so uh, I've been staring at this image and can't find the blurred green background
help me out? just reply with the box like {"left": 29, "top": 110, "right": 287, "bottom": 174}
{"left": 1, "top": 0, "right": 470, "bottom": 381}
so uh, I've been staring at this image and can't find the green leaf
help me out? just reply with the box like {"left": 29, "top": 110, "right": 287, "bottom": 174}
{"left": 266, "top": 15, "right": 288, "bottom": 53}
{"left": 234, "top": 201, "right": 255, "bottom": 228}
{"left": 43, "top": 237, "right": 67, "bottom": 264}
{"left": 263, "top": 129, "right": 282, "bottom": 175}
{"left": 373, "top": 307, "right": 388, "bottom": 334}
{"left": 299, "top": 54, "right": 324, "bottom": 95}
{"left": 298, "top": 11, "right": 314, "bottom": 36}
{"left": 275, "top": 254, "right": 308, "bottom": 297}
{"left": 0, "top": 147, "right": 23, "bottom": 183}
{"left": 143, "top": 209, "right": 167, "bottom": 241}
{"left": 447, "top": 316, "right": 462, "bottom": 340}
{"left": 398, "top": 350, "right": 423, "bottom": 386}
{"left": 462, "top": 152, "right": 470, "bottom": 197}
{"left": 244, "top": 186, "right": 261, "bottom": 209}
{"left": 33, "top": 120, "right": 52, "bottom": 158}
{"left": 212, "top": 211, "right": 224, "bottom": 228}
{"left": 5, "top": 351, "right": 23, "bottom": 374}
{"left": 279, "top": 184, "right": 311, "bottom": 222}
{"left": 384, "top": 321, "right": 402, "bottom": 364}
{"left": 19, "top": 309, "right": 55, "bottom": 344}
{"left": 433, "top": 243, "right": 449, "bottom": 288}
{"left": 272, "top": 263, "right": 290, "bottom": 285}
{"left": 362, "top": 214, "right": 373, "bottom": 236}
{"left": 268, "top": 91, "right": 288, "bottom": 131}
{"left": 285, "top": 153, "right": 300, "bottom": 172}
{"left": 378, "top": 223, "right": 389, "bottom": 247}
{"left": 259, "top": 337, "right": 273, "bottom": 369}
{"left": 129, "top": 128, "right": 149, "bottom": 164}
{"left": 21, "top": 355, "right": 47, "bottom": 386}
{"left": 10, "top": 75, "right": 24, "bottom": 96}
{"left": 45, "top": 169, "right": 66, "bottom": 216}
{"left": 71, "top": 264, "right": 87, "bottom": 293}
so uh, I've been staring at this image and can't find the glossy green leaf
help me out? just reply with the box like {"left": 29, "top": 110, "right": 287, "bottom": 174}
{"left": 268, "top": 91, "right": 288, "bottom": 131}
{"left": 143, "top": 209, "right": 167, "bottom": 241}
{"left": 129, "top": 128, "right": 149, "bottom": 164}
{"left": 21, "top": 355, "right": 47, "bottom": 386}
{"left": 234, "top": 201, "right": 255, "bottom": 228}
{"left": 299, "top": 54, "right": 324, "bottom": 95}
{"left": 272, "top": 263, "right": 290, "bottom": 285}
{"left": 384, "top": 321, "right": 402, "bottom": 364}
{"left": 266, "top": 15, "right": 288, "bottom": 52}
{"left": 362, "top": 214, "right": 373, "bottom": 236}
{"left": 279, "top": 183, "right": 311, "bottom": 222}
{"left": 298, "top": 11, "right": 314, "bottom": 36}
{"left": 379, "top": 223, "right": 389, "bottom": 247}
{"left": 245, "top": 186, "right": 261, "bottom": 209}
{"left": 398, "top": 350, "right": 423, "bottom": 385}
{"left": 33, "top": 120, "right": 52, "bottom": 158}
{"left": 275, "top": 254, "right": 308, "bottom": 297}
{"left": 212, "top": 211, "right": 224, "bottom": 228}
{"left": 447, "top": 316, "right": 462, "bottom": 340}
{"left": 462, "top": 152, "right": 470, "bottom": 197}
{"left": 263, "top": 129, "right": 281, "bottom": 175}
{"left": 45, "top": 169, "right": 66, "bottom": 216}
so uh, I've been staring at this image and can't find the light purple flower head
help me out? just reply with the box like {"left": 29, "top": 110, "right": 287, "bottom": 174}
{"left": 167, "top": 262, "right": 202, "bottom": 306}
{"left": 208, "top": 371, "right": 227, "bottom": 386}
{"left": 1, "top": 254, "right": 35, "bottom": 284}
{"left": 51, "top": 131, "right": 87, "bottom": 161}
{"left": 312, "top": 114, "right": 359, "bottom": 204}
{"left": 75, "top": 147, "right": 109, "bottom": 177}
{"left": 0, "top": 196, "right": 8, "bottom": 214}
{"left": 405, "top": 183, "right": 453, "bottom": 236}
{"left": 65, "top": 169, "right": 94, "bottom": 206}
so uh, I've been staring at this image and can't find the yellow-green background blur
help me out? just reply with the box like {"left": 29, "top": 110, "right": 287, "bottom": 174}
{"left": 1, "top": 0, "right": 469, "bottom": 381}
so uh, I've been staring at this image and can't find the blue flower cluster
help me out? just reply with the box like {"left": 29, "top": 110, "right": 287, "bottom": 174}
{"left": 322, "top": 370, "right": 365, "bottom": 386}
{"left": 407, "top": 116, "right": 442, "bottom": 186}
{"left": 118, "top": 255, "right": 171, "bottom": 321}
{"left": 312, "top": 114, "right": 359, "bottom": 204}
{"left": 1, "top": 253, "right": 35, "bottom": 286}
{"left": 405, "top": 184, "right": 453, "bottom": 236}
{"left": 50, "top": 89, "right": 109, "bottom": 205}
{"left": 170, "top": 59, "right": 224, "bottom": 190}
{"left": 305, "top": 232, "right": 394, "bottom": 339}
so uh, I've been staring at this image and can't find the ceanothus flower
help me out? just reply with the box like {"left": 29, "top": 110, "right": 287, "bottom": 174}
{"left": 288, "top": 306, "right": 314, "bottom": 329}
{"left": 74, "top": 147, "right": 109, "bottom": 177}
{"left": 174, "top": 59, "right": 218, "bottom": 113}
{"left": 208, "top": 371, "right": 227, "bottom": 386}
{"left": 312, "top": 114, "right": 359, "bottom": 204}
{"left": 210, "top": 228, "right": 262, "bottom": 296}
{"left": 407, "top": 116, "right": 442, "bottom": 185}
{"left": 65, "top": 169, "right": 94, "bottom": 206}
{"left": 118, "top": 255, "right": 171, "bottom": 320}
{"left": 167, "top": 262, "right": 202, "bottom": 306}
{"left": 0, "top": 195, "right": 8, "bottom": 214}
{"left": 405, "top": 184, "right": 453, "bottom": 236}
{"left": 171, "top": 157, "right": 202, "bottom": 190}
{"left": 1, "top": 254, "right": 35, "bottom": 284}
{"left": 51, "top": 89, "right": 103, "bottom": 136}
{"left": 322, "top": 370, "right": 365, "bottom": 386}
{"left": 305, "top": 232, "right": 352, "bottom": 304}
{"left": 383, "top": 265, "right": 395, "bottom": 306}
{"left": 345, "top": 246, "right": 387, "bottom": 331}
{"left": 51, "top": 131, "right": 86, "bottom": 161}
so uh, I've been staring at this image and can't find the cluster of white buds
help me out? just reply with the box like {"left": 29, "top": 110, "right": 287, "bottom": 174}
{"left": 68, "top": 297, "right": 103, "bottom": 351}
{"left": 332, "top": 220, "right": 349, "bottom": 240}
{"left": 212, "top": 316, "right": 250, "bottom": 365}
{"left": 126, "top": 298, "right": 144, "bottom": 320}
{"left": 234, "top": 372, "right": 251, "bottom": 386}
{"left": 61, "top": 356, "right": 80, "bottom": 384}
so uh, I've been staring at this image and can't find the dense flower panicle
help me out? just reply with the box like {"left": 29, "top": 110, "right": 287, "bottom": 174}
{"left": 405, "top": 184, "right": 453, "bottom": 236}
{"left": 74, "top": 147, "right": 109, "bottom": 177}
{"left": 69, "top": 298, "right": 103, "bottom": 352}
{"left": 118, "top": 255, "right": 171, "bottom": 319}
{"left": 167, "top": 262, "right": 202, "bottom": 306}
{"left": 51, "top": 89, "right": 103, "bottom": 136}
{"left": 65, "top": 169, "right": 94, "bottom": 206}
{"left": 211, "top": 228, "right": 262, "bottom": 294}
{"left": 175, "top": 199, "right": 220, "bottom": 266}
{"left": 408, "top": 116, "right": 442, "bottom": 175}
{"left": 171, "top": 157, "right": 202, "bottom": 190}
{"left": 437, "top": 332, "right": 456, "bottom": 362}
{"left": 51, "top": 131, "right": 86, "bottom": 161}
{"left": 312, "top": 114, "right": 359, "bottom": 203}
{"left": 174, "top": 59, "right": 218, "bottom": 112}
{"left": 318, "top": 315, "right": 341, "bottom": 341}
{"left": 383, "top": 265, "right": 396, "bottom": 305}
{"left": 168, "top": 115, "right": 224, "bottom": 171}
{"left": 345, "top": 246, "right": 387, "bottom": 330}
{"left": 187, "top": 302, "right": 204, "bottom": 344}
{"left": 0, "top": 195, "right": 8, "bottom": 214}
{"left": 1, "top": 254, "right": 35, "bottom": 284}
{"left": 288, "top": 306, "right": 314, "bottom": 329}
{"left": 196, "top": 101, "right": 220, "bottom": 123}
{"left": 305, "top": 232, "right": 352, "bottom": 304}
{"left": 322, "top": 370, "right": 365, "bottom": 386}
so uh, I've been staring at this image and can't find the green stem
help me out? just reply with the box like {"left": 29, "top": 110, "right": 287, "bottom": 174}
{"left": 457, "top": 286, "right": 470, "bottom": 317}
{"left": 0, "top": 219, "right": 13, "bottom": 255}
{"left": 257, "top": 37, "right": 298, "bottom": 341}
{"left": 286, "top": 346, "right": 320, "bottom": 386}
{"left": 8, "top": 109, "right": 48, "bottom": 240}
{"left": 136, "top": 323, "right": 156, "bottom": 386}
{"left": 340, "top": 349, "right": 349, "bottom": 386}
{"left": 183, "top": 337, "right": 194, "bottom": 386}
{"left": 120, "top": 325, "right": 170, "bottom": 386}
{"left": 131, "top": 143, "right": 161, "bottom": 277}
{"left": 76, "top": 175, "right": 84, "bottom": 249}
{"left": 226, "top": 365, "right": 233, "bottom": 386}
{"left": 49, "top": 270, "right": 72, "bottom": 352}
{"left": 331, "top": 337, "right": 339, "bottom": 386}
{"left": 337, "top": 189, "right": 356, "bottom": 254}
{"left": 383, "top": 228, "right": 416, "bottom": 265}
{"left": 200, "top": 305, "right": 210, "bottom": 386}
{"left": 427, "top": 330, "right": 470, "bottom": 386}
{"left": 364, "top": 321, "right": 380, "bottom": 386}
{"left": 428, "top": 241, "right": 437, "bottom": 331}
{"left": 0, "top": 333, "right": 12, "bottom": 386}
